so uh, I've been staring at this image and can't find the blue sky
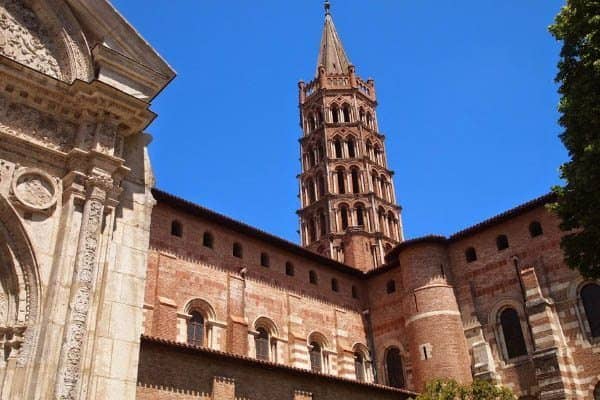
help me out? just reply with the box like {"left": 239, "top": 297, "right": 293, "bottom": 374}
{"left": 111, "top": 0, "right": 567, "bottom": 242}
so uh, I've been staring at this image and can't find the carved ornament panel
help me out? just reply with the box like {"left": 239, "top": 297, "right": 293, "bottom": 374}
{"left": 0, "top": 0, "right": 62, "bottom": 80}
{"left": 11, "top": 168, "right": 57, "bottom": 212}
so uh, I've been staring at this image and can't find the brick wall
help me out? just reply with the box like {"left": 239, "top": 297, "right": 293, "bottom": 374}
{"left": 136, "top": 337, "right": 415, "bottom": 400}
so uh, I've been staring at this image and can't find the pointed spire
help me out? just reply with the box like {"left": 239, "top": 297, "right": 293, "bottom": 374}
{"left": 316, "top": 1, "right": 351, "bottom": 76}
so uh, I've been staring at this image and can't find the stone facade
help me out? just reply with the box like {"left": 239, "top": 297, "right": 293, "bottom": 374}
{"left": 1, "top": 2, "right": 599, "bottom": 400}
{"left": 0, "top": 0, "right": 174, "bottom": 398}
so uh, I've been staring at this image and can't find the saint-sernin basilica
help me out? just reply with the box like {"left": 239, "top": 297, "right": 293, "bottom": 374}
{"left": 0, "top": 0, "right": 598, "bottom": 399}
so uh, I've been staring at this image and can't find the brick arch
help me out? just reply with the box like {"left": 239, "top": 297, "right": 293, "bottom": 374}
{"left": 183, "top": 298, "right": 217, "bottom": 321}
{"left": 253, "top": 316, "right": 279, "bottom": 338}
{"left": 307, "top": 331, "right": 331, "bottom": 351}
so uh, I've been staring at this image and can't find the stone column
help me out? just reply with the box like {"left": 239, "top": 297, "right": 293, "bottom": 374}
{"left": 55, "top": 174, "right": 112, "bottom": 399}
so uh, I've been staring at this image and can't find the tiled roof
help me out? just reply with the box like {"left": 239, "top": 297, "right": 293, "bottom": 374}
{"left": 140, "top": 335, "right": 418, "bottom": 397}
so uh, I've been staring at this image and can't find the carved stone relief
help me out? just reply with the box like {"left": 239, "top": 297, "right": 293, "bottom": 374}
{"left": 0, "top": 0, "right": 62, "bottom": 80}
{"left": 0, "top": 95, "right": 76, "bottom": 151}
{"left": 11, "top": 168, "right": 57, "bottom": 211}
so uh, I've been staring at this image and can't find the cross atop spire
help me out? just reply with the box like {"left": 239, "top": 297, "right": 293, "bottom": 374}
{"left": 316, "top": 1, "right": 351, "bottom": 76}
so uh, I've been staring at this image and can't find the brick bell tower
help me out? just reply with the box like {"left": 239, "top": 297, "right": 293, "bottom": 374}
{"left": 297, "top": 1, "right": 403, "bottom": 271}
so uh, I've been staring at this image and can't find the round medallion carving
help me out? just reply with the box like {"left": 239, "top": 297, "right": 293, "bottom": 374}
{"left": 12, "top": 169, "right": 57, "bottom": 211}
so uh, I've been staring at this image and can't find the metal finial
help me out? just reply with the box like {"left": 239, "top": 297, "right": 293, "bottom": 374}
{"left": 324, "top": 0, "right": 331, "bottom": 15}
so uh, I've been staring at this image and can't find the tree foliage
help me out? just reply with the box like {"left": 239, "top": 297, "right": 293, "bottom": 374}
{"left": 549, "top": 0, "right": 600, "bottom": 279}
{"left": 413, "top": 379, "right": 516, "bottom": 400}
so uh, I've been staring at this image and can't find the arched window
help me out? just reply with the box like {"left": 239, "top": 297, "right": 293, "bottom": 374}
{"left": 387, "top": 212, "right": 396, "bottom": 239}
{"left": 342, "top": 104, "right": 351, "bottom": 122}
{"left": 331, "top": 105, "right": 340, "bottom": 124}
{"left": 496, "top": 235, "right": 509, "bottom": 251}
{"left": 203, "top": 232, "right": 214, "bottom": 249}
{"left": 359, "top": 107, "right": 365, "bottom": 123}
{"left": 308, "top": 219, "right": 316, "bottom": 243}
{"left": 385, "top": 348, "right": 405, "bottom": 388}
{"left": 354, "top": 352, "right": 366, "bottom": 382}
{"left": 351, "top": 169, "right": 360, "bottom": 194}
{"left": 347, "top": 138, "right": 356, "bottom": 158}
{"left": 317, "top": 110, "right": 323, "bottom": 126}
{"left": 187, "top": 311, "right": 204, "bottom": 347}
{"left": 371, "top": 171, "right": 379, "bottom": 195}
{"left": 366, "top": 112, "right": 373, "bottom": 129}
{"left": 308, "top": 149, "right": 316, "bottom": 167}
{"left": 171, "top": 220, "right": 183, "bottom": 237}
{"left": 386, "top": 280, "right": 396, "bottom": 294}
{"left": 255, "top": 327, "right": 270, "bottom": 361}
{"left": 351, "top": 285, "right": 359, "bottom": 299}
{"left": 356, "top": 204, "right": 365, "bottom": 227}
{"left": 334, "top": 139, "right": 343, "bottom": 158}
{"left": 380, "top": 175, "right": 388, "bottom": 201}
{"left": 366, "top": 141, "right": 373, "bottom": 160}
{"left": 337, "top": 171, "right": 348, "bottom": 196}
{"left": 307, "top": 179, "right": 316, "bottom": 203}
{"left": 331, "top": 278, "right": 339, "bottom": 292}
{"left": 309, "top": 341, "right": 323, "bottom": 372}
{"left": 581, "top": 283, "right": 600, "bottom": 338}
{"left": 500, "top": 308, "right": 528, "bottom": 359}
{"left": 317, "top": 174, "right": 326, "bottom": 197}
{"left": 309, "top": 270, "right": 318, "bottom": 285}
{"left": 233, "top": 242, "right": 243, "bottom": 258}
{"left": 319, "top": 211, "right": 327, "bottom": 236}
{"left": 260, "top": 252, "right": 270, "bottom": 268}
{"left": 307, "top": 113, "right": 316, "bottom": 132}
{"left": 529, "top": 221, "right": 543, "bottom": 237}
{"left": 340, "top": 206, "right": 349, "bottom": 230}
{"left": 374, "top": 146, "right": 383, "bottom": 165}
{"left": 465, "top": 247, "right": 477, "bottom": 263}
{"left": 285, "top": 262, "right": 295, "bottom": 276}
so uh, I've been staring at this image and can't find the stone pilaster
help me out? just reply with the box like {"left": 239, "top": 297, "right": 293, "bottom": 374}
{"left": 55, "top": 174, "right": 113, "bottom": 399}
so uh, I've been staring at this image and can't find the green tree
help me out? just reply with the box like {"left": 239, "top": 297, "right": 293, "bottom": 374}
{"left": 549, "top": 0, "right": 600, "bottom": 279}
{"left": 413, "top": 379, "right": 516, "bottom": 400}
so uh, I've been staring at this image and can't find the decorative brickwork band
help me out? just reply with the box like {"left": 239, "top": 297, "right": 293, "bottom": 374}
{"left": 55, "top": 179, "right": 110, "bottom": 399}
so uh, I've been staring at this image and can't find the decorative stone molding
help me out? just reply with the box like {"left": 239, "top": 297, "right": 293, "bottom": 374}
{"left": 11, "top": 168, "right": 58, "bottom": 212}
{"left": 0, "top": 0, "right": 62, "bottom": 79}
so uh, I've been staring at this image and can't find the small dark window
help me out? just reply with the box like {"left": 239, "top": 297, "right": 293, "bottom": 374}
{"left": 332, "top": 106, "right": 340, "bottom": 124}
{"left": 233, "top": 242, "right": 243, "bottom": 258}
{"left": 203, "top": 232, "right": 214, "bottom": 248}
{"left": 342, "top": 105, "right": 351, "bottom": 122}
{"left": 356, "top": 205, "right": 365, "bottom": 226}
{"left": 351, "top": 285, "right": 359, "bottom": 299}
{"left": 331, "top": 278, "right": 339, "bottom": 292}
{"left": 319, "top": 212, "right": 327, "bottom": 236}
{"left": 337, "top": 170, "right": 346, "bottom": 194}
{"left": 348, "top": 139, "right": 356, "bottom": 158}
{"left": 529, "top": 221, "right": 543, "bottom": 238}
{"left": 171, "top": 220, "right": 183, "bottom": 237}
{"left": 594, "top": 382, "right": 600, "bottom": 400}
{"left": 334, "top": 140, "right": 343, "bottom": 158}
{"left": 187, "top": 311, "right": 204, "bottom": 347}
{"left": 341, "top": 207, "right": 349, "bottom": 230}
{"left": 465, "top": 247, "right": 477, "bottom": 263}
{"left": 500, "top": 308, "right": 528, "bottom": 359}
{"left": 309, "top": 342, "right": 322, "bottom": 372}
{"left": 260, "top": 252, "right": 270, "bottom": 267}
{"left": 285, "top": 262, "right": 295, "bottom": 276}
{"left": 354, "top": 352, "right": 365, "bottom": 382}
{"left": 255, "top": 327, "right": 270, "bottom": 361}
{"left": 386, "top": 348, "right": 405, "bottom": 388}
{"left": 351, "top": 169, "right": 360, "bottom": 193}
{"left": 309, "top": 270, "right": 318, "bottom": 285}
{"left": 386, "top": 280, "right": 396, "bottom": 294}
{"left": 581, "top": 283, "right": 600, "bottom": 338}
{"left": 496, "top": 235, "right": 509, "bottom": 251}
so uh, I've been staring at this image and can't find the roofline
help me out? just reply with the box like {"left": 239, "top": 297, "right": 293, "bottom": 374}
{"left": 152, "top": 189, "right": 556, "bottom": 279}
{"left": 448, "top": 192, "right": 556, "bottom": 241}
{"left": 370, "top": 193, "right": 556, "bottom": 277}
{"left": 151, "top": 188, "right": 364, "bottom": 277}
{"left": 140, "top": 335, "right": 418, "bottom": 397}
